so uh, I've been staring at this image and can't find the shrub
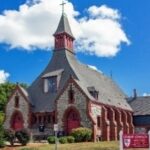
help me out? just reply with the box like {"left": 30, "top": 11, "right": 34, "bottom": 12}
{"left": 71, "top": 127, "right": 92, "bottom": 142}
{"left": 4, "top": 129, "right": 15, "bottom": 146}
{"left": 67, "top": 136, "right": 75, "bottom": 143}
{"left": 59, "top": 137, "right": 68, "bottom": 144}
{"left": 47, "top": 136, "right": 55, "bottom": 144}
{"left": 0, "top": 112, "right": 4, "bottom": 124}
{"left": 15, "top": 129, "right": 30, "bottom": 146}
{"left": 0, "top": 124, "right": 5, "bottom": 147}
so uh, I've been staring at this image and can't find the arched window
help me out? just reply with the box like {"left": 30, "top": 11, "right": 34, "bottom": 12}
{"left": 38, "top": 116, "right": 42, "bottom": 124}
{"left": 15, "top": 96, "right": 19, "bottom": 108}
{"left": 68, "top": 86, "right": 74, "bottom": 104}
{"left": 32, "top": 115, "right": 37, "bottom": 124}
{"left": 47, "top": 115, "right": 51, "bottom": 123}
{"left": 97, "top": 116, "right": 101, "bottom": 128}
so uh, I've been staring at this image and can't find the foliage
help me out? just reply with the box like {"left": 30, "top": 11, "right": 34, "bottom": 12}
{"left": 15, "top": 129, "right": 30, "bottom": 146}
{"left": 4, "top": 129, "right": 16, "bottom": 146}
{"left": 59, "top": 137, "right": 68, "bottom": 144}
{"left": 0, "top": 112, "right": 4, "bottom": 124}
{"left": 67, "top": 136, "right": 75, "bottom": 143}
{"left": 0, "top": 82, "right": 28, "bottom": 112}
{"left": 47, "top": 136, "right": 56, "bottom": 144}
{"left": 71, "top": 127, "right": 92, "bottom": 142}
{"left": 0, "top": 124, "right": 5, "bottom": 147}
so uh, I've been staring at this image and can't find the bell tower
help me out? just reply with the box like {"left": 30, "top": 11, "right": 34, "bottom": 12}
{"left": 53, "top": 1, "right": 75, "bottom": 53}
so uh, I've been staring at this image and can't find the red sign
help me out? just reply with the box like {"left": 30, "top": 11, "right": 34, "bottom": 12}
{"left": 123, "top": 134, "right": 149, "bottom": 148}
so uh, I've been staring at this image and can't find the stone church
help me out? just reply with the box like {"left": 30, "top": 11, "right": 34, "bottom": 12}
{"left": 4, "top": 10, "right": 134, "bottom": 141}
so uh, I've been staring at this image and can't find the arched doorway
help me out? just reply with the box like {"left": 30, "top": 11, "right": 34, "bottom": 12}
{"left": 11, "top": 111, "right": 24, "bottom": 131}
{"left": 64, "top": 107, "right": 80, "bottom": 134}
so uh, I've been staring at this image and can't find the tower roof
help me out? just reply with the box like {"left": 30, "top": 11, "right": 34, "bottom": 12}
{"left": 54, "top": 13, "right": 74, "bottom": 38}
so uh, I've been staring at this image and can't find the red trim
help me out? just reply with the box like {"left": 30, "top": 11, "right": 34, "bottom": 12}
{"left": 10, "top": 110, "right": 24, "bottom": 131}
{"left": 62, "top": 106, "right": 81, "bottom": 134}
{"left": 4, "top": 84, "right": 31, "bottom": 128}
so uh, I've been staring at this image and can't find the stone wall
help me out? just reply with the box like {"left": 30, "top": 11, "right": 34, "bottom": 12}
{"left": 4, "top": 89, "right": 30, "bottom": 129}
{"left": 57, "top": 82, "right": 92, "bottom": 131}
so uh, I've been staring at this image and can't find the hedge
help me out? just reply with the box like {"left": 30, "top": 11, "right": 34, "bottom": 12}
{"left": 71, "top": 127, "right": 92, "bottom": 142}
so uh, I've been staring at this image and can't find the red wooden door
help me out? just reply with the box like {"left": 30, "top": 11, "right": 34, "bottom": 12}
{"left": 67, "top": 110, "right": 80, "bottom": 134}
{"left": 11, "top": 112, "right": 24, "bottom": 131}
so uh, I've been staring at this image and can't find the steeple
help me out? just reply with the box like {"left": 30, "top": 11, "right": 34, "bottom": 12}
{"left": 54, "top": 13, "right": 74, "bottom": 37}
{"left": 53, "top": 1, "right": 75, "bottom": 53}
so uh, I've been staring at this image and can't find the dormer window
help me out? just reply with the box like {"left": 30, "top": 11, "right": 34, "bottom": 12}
{"left": 89, "top": 91, "right": 99, "bottom": 99}
{"left": 15, "top": 95, "right": 19, "bottom": 108}
{"left": 42, "top": 69, "right": 64, "bottom": 93}
{"left": 88, "top": 86, "right": 99, "bottom": 100}
{"left": 43, "top": 76, "right": 57, "bottom": 93}
{"left": 48, "top": 76, "right": 57, "bottom": 93}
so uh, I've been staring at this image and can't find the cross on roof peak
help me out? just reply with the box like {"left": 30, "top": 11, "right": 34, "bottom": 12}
{"left": 60, "top": 0, "right": 66, "bottom": 14}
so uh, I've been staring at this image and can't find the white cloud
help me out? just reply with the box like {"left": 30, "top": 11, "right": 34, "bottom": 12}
{"left": 88, "top": 65, "right": 102, "bottom": 73}
{"left": 0, "top": 0, "right": 130, "bottom": 57}
{"left": 143, "top": 93, "right": 150, "bottom": 97}
{"left": 88, "top": 5, "right": 120, "bottom": 20}
{"left": 0, "top": 70, "right": 10, "bottom": 84}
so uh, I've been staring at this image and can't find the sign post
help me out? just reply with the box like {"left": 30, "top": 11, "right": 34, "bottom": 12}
{"left": 54, "top": 124, "right": 58, "bottom": 150}
{"left": 148, "top": 131, "right": 150, "bottom": 150}
{"left": 119, "top": 131, "right": 123, "bottom": 150}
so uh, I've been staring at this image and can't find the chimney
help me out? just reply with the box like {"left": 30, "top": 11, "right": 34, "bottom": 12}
{"left": 133, "top": 89, "right": 137, "bottom": 99}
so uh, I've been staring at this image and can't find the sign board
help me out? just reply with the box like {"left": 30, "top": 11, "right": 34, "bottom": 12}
{"left": 123, "top": 134, "right": 149, "bottom": 148}
{"left": 119, "top": 131, "right": 150, "bottom": 150}
{"left": 54, "top": 124, "right": 58, "bottom": 131}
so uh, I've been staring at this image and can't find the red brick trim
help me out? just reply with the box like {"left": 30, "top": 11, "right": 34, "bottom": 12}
{"left": 62, "top": 106, "right": 81, "bottom": 134}
{"left": 4, "top": 84, "right": 31, "bottom": 128}
{"left": 90, "top": 100, "right": 133, "bottom": 113}
{"left": 10, "top": 110, "right": 24, "bottom": 131}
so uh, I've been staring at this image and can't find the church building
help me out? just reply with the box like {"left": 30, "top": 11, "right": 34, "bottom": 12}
{"left": 4, "top": 9, "right": 134, "bottom": 141}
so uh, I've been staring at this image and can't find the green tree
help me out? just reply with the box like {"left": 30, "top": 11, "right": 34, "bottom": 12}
{"left": 0, "top": 82, "right": 28, "bottom": 112}
{"left": 0, "top": 123, "right": 5, "bottom": 147}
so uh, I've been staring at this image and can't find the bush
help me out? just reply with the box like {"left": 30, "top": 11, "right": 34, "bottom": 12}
{"left": 47, "top": 136, "right": 55, "bottom": 144}
{"left": 0, "top": 124, "right": 5, "bottom": 147}
{"left": 71, "top": 127, "right": 92, "bottom": 142}
{"left": 0, "top": 112, "right": 4, "bottom": 124}
{"left": 67, "top": 136, "right": 75, "bottom": 143}
{"left": 59, "top": 137, "right": 68, "bottom": 144}
{"left": 4, "top": 129, "right": 15, "bottom": 146}
{"left": 15, "top": 129, "right": 30, "bottom": 146}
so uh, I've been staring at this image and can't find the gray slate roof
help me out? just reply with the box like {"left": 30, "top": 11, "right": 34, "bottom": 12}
{"left": 27, "top": 49, "right": 132, "bottom": 112}
{"left": 129, "top": 96, "right": 150, "bottom": 115}
{"left": 54, "top": 13, "right": 74, "bottom": 37}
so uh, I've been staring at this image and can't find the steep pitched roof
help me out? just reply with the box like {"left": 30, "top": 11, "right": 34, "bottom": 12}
{"left": 54, "top": 13, "right": 74, "bottom": 37}
{"left": 129, "top": 96, "right": 150, "bottom": 115}
{"left": 27, "top": 50, "right": 132, "bottom": 112}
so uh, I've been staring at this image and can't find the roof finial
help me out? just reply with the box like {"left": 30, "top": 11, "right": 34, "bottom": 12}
{"left": 60, "top": 0, "right": 66, "bottom": 14}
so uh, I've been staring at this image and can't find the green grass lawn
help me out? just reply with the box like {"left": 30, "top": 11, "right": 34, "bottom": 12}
{"left": 16, "top": 141, "right": 119, "bottom": 150}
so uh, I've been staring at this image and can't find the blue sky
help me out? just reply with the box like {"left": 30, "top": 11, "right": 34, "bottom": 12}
{"left": 0, "top": 0, "right": 150, "bottom": 96}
